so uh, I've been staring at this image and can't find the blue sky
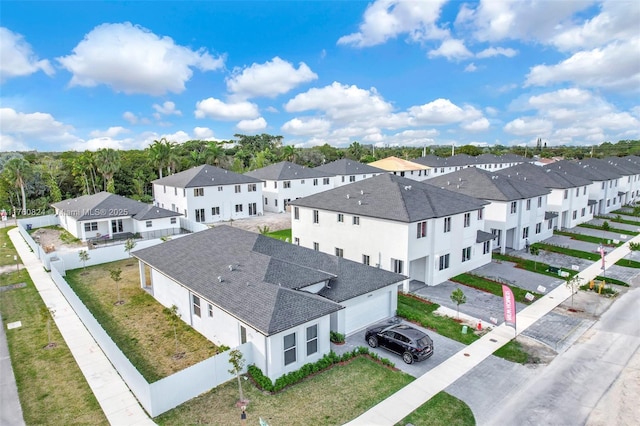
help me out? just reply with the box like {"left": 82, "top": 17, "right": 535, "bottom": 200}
{"left": 1, "top": 0, "right": 638, "bottom": 152}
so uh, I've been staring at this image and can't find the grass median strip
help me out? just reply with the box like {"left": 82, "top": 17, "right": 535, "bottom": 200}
{"left": 532, "top": 242, "right": 640, "bottom": 268}
{"left": 65, "top": 259, "right": 219, "bottom": 382}
{"left": 396, "top": 391, "right": 475, "bottom": 426}
{"left": 578, "top": 223, "right": 638, "bottom": 236}
{"left": 553, "top": 230, "right": 623, "bottom": 247}
{"left": 451, "top": 273, "right": 542, "bottom": 304}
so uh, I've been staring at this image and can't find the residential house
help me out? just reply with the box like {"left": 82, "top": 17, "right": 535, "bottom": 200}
{"left": 152, "top": 165, "right": 263, "bottom": 223}
{"left": 604, "top": 156, "right": 640, "bottom": 203}
{"left": 428, "top": 167, "right": 552, "bottom": 253}
{"left": 244, "top": 161, "right": 335, "bottom": 213}
{"left": 132, "top": 225, "right": 405, "bottom": 381}
{"left": 290, "top": 173, "right": 491, "bottom": 287}
{"left": 52, "top": 192, "right": 182, "bottom": 242}
{"left": 496, "top": 162, "right": 593, "bottom": 230}
{"left": 367, "top": 156, "right": 431, "bottom": 181}
{"left": 314, "top": 159, "right": 384, "bottom": 187}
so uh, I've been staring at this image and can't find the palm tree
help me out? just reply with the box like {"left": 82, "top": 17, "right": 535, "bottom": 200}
{"left": 203, "top": 141, "right": 225, "bottom": 166}
{"left": 95, "top": 148, "right": 121, "bottom": 192}
{"left": 149, "top": 138, "right": 171, "bottom": 179}
{"left": 2, "top": 157, "right": 31, "bottom": 215}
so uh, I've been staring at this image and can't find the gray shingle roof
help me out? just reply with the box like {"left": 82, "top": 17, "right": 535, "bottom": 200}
{"left": 51, "top": 192, "right": 180, "bottom": 221}
{"left": 496, "top": 162, "right": 592, "bottom": 189}
{"left": 152, "top": 165, "right": 261, "bottom": 188}
{"left": 410, "top": 155, "right": 448, "bottom": 167}
{"left": 289, "top": 173, "right": 488, "bottom": 222}
{"left": 314, "top": 159, "right": 384, "bottom": 175}
{"left": 579, "top": 158, "right": 633, "bottom": 177}
{"left": 132, "top": 226, "right": 404, "bottom": 336}
{"left": 428, "top": 167, "right": 550, "bottom": 201}
{"left": 544, "top": 160, "right": 620, "bottom": 181}
{"left": 603, "top": 157, "right": 640, "bottom": 175}
{"left": 245, "top": 161, "right": 333, "bottom": 180}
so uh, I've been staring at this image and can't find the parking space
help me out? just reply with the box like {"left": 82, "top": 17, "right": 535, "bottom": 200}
{"left": 472, "top": 259, "right": 564, "bottom": 294}
{"left": 332, "top": 319, "right": 465, "bottom": 378}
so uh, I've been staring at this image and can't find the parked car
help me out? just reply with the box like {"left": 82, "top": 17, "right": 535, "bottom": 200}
{"left": 365, "top": 323, "right": 434, "bottom": 364}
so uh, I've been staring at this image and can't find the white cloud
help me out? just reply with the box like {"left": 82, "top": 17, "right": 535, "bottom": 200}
{"left": 89, "top": 126, "right": 130, "bottom": 138}
{"left": 123, "top": 111, "right": 138, "bottom": 124}
{"left": 281, "top": 117, "right": 331, "bottom": 136}
{"left": 0, "top": 108, "right": 79, "bottom": 149}
{"left": 464, "top": 63, "right": 478, "bottom": 72}
{"left": 57, "top": 22, "right": 224, "bottom": 95}
{"left": 409, "top": 98, "right": 482, "bottom": 125}
{"left": 525, "top": 38, "right": 640, "bottom": 91}
{"left": 0, "top": 27, "right": 54, "bottom": 82}
{"left": 504, "top": 117, "right": 553, "bottom": 136}
{"left": 462, "top": 118, "right": 490, "bottom": 131}
{"left": 285, "top": 82, "right": 393, "bottom": 122}
{"left": 227, "top": 57, "right": 318, "bottom": 99}
{"left": 476, "top": 46, "right": 517, "bottom": 58}
{"left": 428, "top": 39, "right": 473, "bottom": 60}
{"left": 153, "top": 101, "right": 182, "bottom": 116}
{"left": 337, "top": 0, "right": 449, "bottom": 47}
{"left": 71, "top": 137, "right": 126, "bottom": 151}
{"left": 236, "top": 117, "right": 267, "bottom": 132}
{"left": 195, "top": 97, "right": 259, "bottom": 120}
{"left": 193, "top": 127, "right": 216, "bottom": 139}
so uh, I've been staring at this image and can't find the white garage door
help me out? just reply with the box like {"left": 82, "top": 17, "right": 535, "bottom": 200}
{"left": 345, "top": 291, "right": 391, "bottom": 334}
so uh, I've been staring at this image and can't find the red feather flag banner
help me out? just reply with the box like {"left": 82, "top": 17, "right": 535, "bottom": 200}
{"left": 502, "top": 284, "right": 516, "bottom": 331}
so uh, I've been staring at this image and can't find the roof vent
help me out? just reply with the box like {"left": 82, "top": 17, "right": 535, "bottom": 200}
{"left": 404, "top": 185, "right": 412, "bottom": 190}
{"left": 360, "top": 190, "right": 364, "bottom": 195}
{"left": 446, "top": 181, "right": 450, "bottom": 185}
{"left": 358, "top": 200, "right": 362, "bottom": 205}
{"left": 346, "top": 194, "right": 350, "bottom": 199}
{"left": 205, "top": 169, "right": 207, "bottom": 173}
{"left": 228, "top": 264, "right": 233, "bottom": 271}
{"left": 217, "top": 276, "right": 223, "bottom": 283}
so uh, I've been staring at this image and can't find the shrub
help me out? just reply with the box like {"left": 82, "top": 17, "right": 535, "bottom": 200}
{"left": 330, "top": 331, "right": 345, "bottom": 343}
{"left": 247, "top": 365, "right": 273, "bottom": 392}
{"left": 629, "top": 242, "right": 640, "bottom": 251}
{"left": 602, "top": 221, "right": 610, "bottom": 231}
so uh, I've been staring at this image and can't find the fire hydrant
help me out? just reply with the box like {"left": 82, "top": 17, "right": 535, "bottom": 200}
{"left": 477, "top": 321, "right": 482, "bottom": 331}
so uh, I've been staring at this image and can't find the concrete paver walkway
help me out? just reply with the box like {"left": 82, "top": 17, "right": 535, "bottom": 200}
{"left": 346, "top": 234, "right": 640, "bottom": 425}
{"left": 8, "top": 228, "right": 154, "bottom": 426}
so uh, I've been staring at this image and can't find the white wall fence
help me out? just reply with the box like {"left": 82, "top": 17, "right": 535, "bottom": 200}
{"left": 17, "top": 217, "right": 254, "bottom": 417}
{"left": 180, "top": 217, "right": 209, "bottom": 233}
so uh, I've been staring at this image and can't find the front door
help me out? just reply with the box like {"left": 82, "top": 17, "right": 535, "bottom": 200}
{"left": 248, "top": 203, "right": 257, "bottom": 216}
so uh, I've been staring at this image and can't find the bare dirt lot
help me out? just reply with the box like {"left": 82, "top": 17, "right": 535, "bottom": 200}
{"left": 30, "top": 227, "right": 85, "bottom": 253}
{"left": 214, "top": 211, "right": 292, "bottom": 233}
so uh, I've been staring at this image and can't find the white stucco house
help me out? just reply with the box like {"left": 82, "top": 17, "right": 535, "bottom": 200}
{"left": 314, "top": 159, "right": 385, "bottom": 187}
{"left": 496, "top": 162, "right": 594, "bottom": 231}
{"left": 290, "top": 173, "right": 493, "bottom": 287}
{"left": 152, "top": 165, "right": 263, "bottom": 223}
{"left": 132, "top": 226, "right": 405, "bottom": 381}
{"left": 52, "top": 192, "right": 183, "bottom": 242}
{"left": 244, "top": 161, "right": 335, "bottom": 213}
{"left": 428, "top": 167, "right": 553, "bottom": 254}
{"left": 604, "top": 156, "right": 640, "bottom": 204}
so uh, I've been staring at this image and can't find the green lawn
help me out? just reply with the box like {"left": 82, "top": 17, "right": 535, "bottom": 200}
{"left": 265, "top": 228, "right": 292, "bottom": 242}
{"left": 451, "top": 273, "right": 541, "bottom": 304}
{"left": 0, "top": 228, "right": 107, "bottom": 425}
{"left": 65, "top": 260, "right": 220, "bottom": 382}
{"left": 156, "top": 356, "right": 414, "bottom": 425}
{"left": 493, "top": 339, "right": 534, "bottom": 364}
{"left": 553, "top": 230, "right": 623, "bottom": 247}
{"left": 532, "top": 242, "right": 640, "bottom": 268}
{"left": 578, "top": 223, "right": 638, "bottom": 236}
{"left": 492, "top": 253, "right": 578, "bottom": 280}
{"left": 597, "top": 215, "right": 640, "bottom": 226}
{"left": 397, "top": 391, "right": 475, "bottom": 426}
{"left": 0, "top": 226, "right": 18, "bottom": 266}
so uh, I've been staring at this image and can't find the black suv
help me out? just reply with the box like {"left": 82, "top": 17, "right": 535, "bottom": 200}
{"left": 365, "top": 323, "right": 434, "bottom": 364}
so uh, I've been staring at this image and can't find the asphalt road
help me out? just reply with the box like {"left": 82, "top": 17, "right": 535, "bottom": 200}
{"left": 482, "top": 286, "right": 640, "bottom": 426}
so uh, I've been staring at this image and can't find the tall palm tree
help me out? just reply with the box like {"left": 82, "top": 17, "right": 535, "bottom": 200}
{"left": 2, "top": 157, "right": 31, "bottom": 215}
{"left": 95, "top": 148, "right": 121, "bottom": 193}
{"left": 149, "top": 138, "right": 171, "bottom": 179}
{"left": 203, "top": 141, "right": 225, "bottom": 166}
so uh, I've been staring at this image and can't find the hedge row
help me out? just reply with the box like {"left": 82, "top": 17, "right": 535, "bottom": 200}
{"left": 247, "top": 347, "right": 395, "bottom": 393}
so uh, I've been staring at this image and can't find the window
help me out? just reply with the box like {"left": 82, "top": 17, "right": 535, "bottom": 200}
{"left": 208, "top": 303, "right": 213, "bottom": 318}
{"left": 581, "top": 208, "right": 586, "bottom": 217}
{"left": 538, "top": 197, "right": 542, "bottom": 208}
{"left": 576, "top": 188, "right": 580, "bottom": 197}
{"left": 313, "top": 210, "right": 319, "bottom": 224}
{"left": 235, "top": 185, "right": 241, "bottom": 193}
{"left": 352, "top": 216, "right": 360, "bottom": 225}
{"left": 264, "top": 198, "right": 268, "bottom": 205}
{"left": 301, "top": 180, "right": 305, "bottom": 184}
{"left": 294, "top": 207, "right": 299, "bottom": 220}
{"left": 248, "top": 183, "right": 256, "bottom": 192}
{"left": 84, "top": 222, "right": 98, "bottom": 232}
{"left": 240, "top": 326, "right": 247, "bottom": 344}
{"left": 323, "top": 178, "right": 330, "bottom": 185}
{"left": 183, "top": 188, "right": 186, "bottom": 197}
{"left": 163, "top": 185, "right": 166, "bottom": 193}
{"left": 510, "top": 201, "right": 517, "bottom": 214}
{"left": 584, "top": 186, "right": 587, "bottom": 195}
{"left": 572, "top": 210, "right": 577, "bottom": 220}
{"left": 536, "top": 223, "right": 542, "bottom": 234}
{"left": 464, "top": 213, "right": 471, "bottom": 227}
{"left": 212, "top": 206, "right": 220, "bottom": 215}
{"left": 417, "top": 221, "right": 427, "bottom": 238}
{"left": 294, "top": 237, "right": 300, "bottom": 245}
{"left": 337, "top": 213, "right": 344, "bottom": 222}
{"left": 564, "top": 190, "right": 568, "bottom": 199}
{"left": 601, "top": 182, "right": 605, "bottom": 189}
{"left": 194, "top": 188, "right": 204, "bottom": 197}
{"left": 483, "top": 241, "right": 491, "bottom": 254}
{"left": 443, "top": 217, "right": 451, "bottom": 233}
{"left": 362, "top": 254, "right": 370, "bottom": 265}
{"left": 195, "top": 209, "right": 205, "bottom": 223}
{"left": 284, "top": 181, "right": 291, "bottom": 189}
{"left": 313, "top": 179, "right": 318, "bottom": 186}
{"left": 170, "top": 217, "right": 177, "bottom": 224}
{"left": 526, "top": 199, "right": 531, "bottom": 211}
{"left": 438, "top": 254, "right": 450, "bottom": 271}
{"left": 111, "top": 219, "right": 123, "bottom": 233}
{"left": 478, "top": 209, "right": 483, "bottom": 220}
{"left": 313, "top": 242, "right": 319, "bottom": 251}
{"left": 548, "top": 220, "right": 553, "bottom": 230}
{"left": 235, "top": 204, "right": 243, "bottom": 213}
{"left": 349, "top": 175, "right": 356, "bottom": 182}
{"left": 335, "top": 248, "right": 344, "bottom": 257}
{"left": 462, "top": 246, "right": 471, "bottom": 262}
{"left": 192, "top": 294, "right": 201, "bottom": 317}
{"left": 392, "top": 259, "right": 403, "bottom": 274}
{"left": 218, "top": 186, "right": 223, "bottom": 192}
{"left": 274, "top": 181, "right": 278, "bottom": 189}
{"left": 341, "top": 176, "right": 345, "bottom": 183}
{"left": 174, "top": 187, "right": 177, "bottom": 195}
{"left": 306, "top": 325, "right": 318, "bottom": 356}
{"left": 522, "top": 227, "right": 529, "bottom": 239}
{"left": 284, "top": 333, "right": 296, "bottom": 366}
{"left": 146, "top": 220, "right": 152, "bottom": 228}
{"left": 275, "top": 199, "right": 278, "bottom": 207}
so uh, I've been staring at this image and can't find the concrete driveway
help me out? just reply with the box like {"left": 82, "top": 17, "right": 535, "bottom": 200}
{"left": 332, "top": 319, "right": 465, "bottom": 378}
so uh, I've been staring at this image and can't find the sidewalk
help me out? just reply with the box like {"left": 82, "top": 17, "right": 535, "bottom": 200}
{"left": 347, "top": 234, "right": 640, "bottom": 425}
{"left": 0, "top": 312, "right": 25, "bottom": 426}
{"left": 8, "top": 228, "right": 155, "bottom": 426}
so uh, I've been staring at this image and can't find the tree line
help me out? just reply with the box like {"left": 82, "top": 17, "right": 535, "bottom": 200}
{"left": 1, "top": 134, "right": 639, "bottom": 217}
